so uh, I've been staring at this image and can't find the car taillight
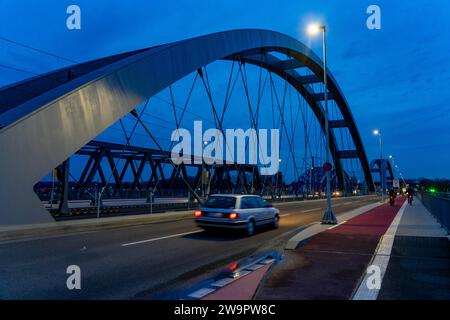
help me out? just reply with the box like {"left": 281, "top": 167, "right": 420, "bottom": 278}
{"left": 194, "top": 210, "right": 202, "bottom": 217}
{"left": 229, "top": 212, "right": 238, "bottom": 219}
{"left": 228, "top": 263, "right": 238, "bottom": 271}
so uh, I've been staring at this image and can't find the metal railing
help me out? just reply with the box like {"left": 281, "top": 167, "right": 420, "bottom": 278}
{"left": 419, "top": 192, "right": 450, "bottom": 233}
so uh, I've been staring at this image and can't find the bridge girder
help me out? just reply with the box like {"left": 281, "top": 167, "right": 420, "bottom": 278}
{"left": 370, "top": 159, "right": 395, "bottom": 184}
{"left": 78, "top": 142, "right": 262, "bottom": 194}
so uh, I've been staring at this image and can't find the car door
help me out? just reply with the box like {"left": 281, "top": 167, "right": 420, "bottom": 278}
{"left": 255, "top": 196, "right": 272, "bottom": 221}
{"left": 246, "top": 196, "right": 264, "bottom": 223}
{"left": 239, "top": 197, "right": 253, "bottom": 221}
{"left": 241, "top": 197, "right": 257, "bottom": 221}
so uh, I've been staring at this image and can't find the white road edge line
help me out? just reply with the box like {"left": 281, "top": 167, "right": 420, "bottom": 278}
{"left": 352, "top": 200, "right": 408, "bottom": 300}
{"left": 302, "top": 208, "right": 321, "bottom": 213}
{"left": 121, "top": 230, "right": 202, "bottom": 247}
{"left": 279, "top": 214, "right": 290, "bottom": 217}
{"left": 328, "top": 220, "right": 347, "bottom": 230}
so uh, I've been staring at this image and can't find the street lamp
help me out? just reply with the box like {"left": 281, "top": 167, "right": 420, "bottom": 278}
{"left": 388, "top": 154, "right": 395, "bottom": 175}
{"left": 391, "top": 160, "right": 406, "bottom": 187}
{"left": 389, "top": 155, "right": 398, "bottom": 175}
{"left": 373, "top": 129, "right": 385, "bottom": 203}
{"left": 307, "top": 24, "right": 322, "bottom": 36}
{"left": 389, "top": 154, "right": 404, "bottom": 189}
{"left": 307, "top": 23, "right": 336, "bottom": 224}
{"left": 389, "top": 154, "right": 394, "bottom": 171}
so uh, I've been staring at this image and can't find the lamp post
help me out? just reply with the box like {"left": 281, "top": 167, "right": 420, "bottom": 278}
{"left": 392, "top": 159, "right": 406, "bottom": 188}
{"left": 389, "top": 155, "right": 394, "bottom": 170}
{"left": 307, "top": 23, "right": 336, "bottom": 224}
{"left": 373, "top": 129, "right": 384, "bottom": 203}
{"left": 389, "top": 155, "right": 399, "bottom": 180}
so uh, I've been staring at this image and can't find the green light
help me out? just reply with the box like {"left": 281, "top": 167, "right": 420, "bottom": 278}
{"left": 429, "top": 188, "right": 437, "bottom": 193}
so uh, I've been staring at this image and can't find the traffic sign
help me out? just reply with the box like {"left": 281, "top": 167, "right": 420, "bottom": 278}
{"left": 393, "top": 179, "right": 400, "bottom": 188}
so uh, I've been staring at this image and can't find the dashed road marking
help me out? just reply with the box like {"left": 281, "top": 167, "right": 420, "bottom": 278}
{"left": 121, "top": 230, "right": 202, "bottom": 247}
{"left": 302, "top": 208, "right": 321, "bottom": 213}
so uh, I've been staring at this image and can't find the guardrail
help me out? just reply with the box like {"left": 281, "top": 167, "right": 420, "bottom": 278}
{"left": 419, "top": 192, "right": 450, "bottom": 233}
{"left": 51, "top": 194, "right": 375, "bottom": 220}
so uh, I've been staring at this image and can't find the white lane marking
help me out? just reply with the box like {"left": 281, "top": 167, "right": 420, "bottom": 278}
{"left": 328, "top": 220, "right": 347, "bottom": 230}
{"left": 343, "top": 202, "right": 353, "bottom": 205}
{"left": 280, "top": 214, "right": 290, "bottom": 217}
{"left": 353, "top": 200, "right": 408, "bottom": 300}
{"left": 121, "top": 230, "right": 202, "bottom": 247}
{"left": 302, "top": 208, "right": 320, "bottom": 213}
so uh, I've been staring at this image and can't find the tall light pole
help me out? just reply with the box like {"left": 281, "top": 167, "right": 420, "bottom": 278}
{"left": 373, "top": 129, "right": 384, "bottom": 203}
{"left": 398, "top": 168, "right": 406, "bottom": 186}
{"left": 389, "top": 155, "right": 398, "bottom": 189}
{"left": 391, "top": 159, "right": 406, "bottom": 188}
{"left": 307, "top": 23, "right": 337, "bottom": 224}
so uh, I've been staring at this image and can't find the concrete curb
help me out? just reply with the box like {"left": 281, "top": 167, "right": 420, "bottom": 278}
{"left": 285, "top": 201, "right": 384, "bottom": 250}
{"left": 203, "top": 262, "right": 274, "bottom": 300}
{"left": 181, "top": 256, "right": 276, "bottom": 300}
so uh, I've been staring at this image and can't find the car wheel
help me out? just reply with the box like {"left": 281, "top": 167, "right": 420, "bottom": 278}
{"left": 246, "top": 220, "right": 255, "bottom": 237}
{"left": 272, "top": 215, "right": 279, "bottom": 229}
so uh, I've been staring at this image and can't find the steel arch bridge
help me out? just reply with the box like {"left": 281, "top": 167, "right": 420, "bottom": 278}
{"left": 0, "top": 29, "right": 374, "bottom": 225}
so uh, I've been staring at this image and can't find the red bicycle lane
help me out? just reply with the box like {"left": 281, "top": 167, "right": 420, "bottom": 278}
{"left": 255, "top": 196, "right": 406, "bottom": 300}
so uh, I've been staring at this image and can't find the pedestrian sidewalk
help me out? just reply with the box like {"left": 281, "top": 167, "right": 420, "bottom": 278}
{"left": 374, "top": 199, "right": 450, "bottom": 300}
{"left": 255, "top": 196, "right": 450, "bottom": 300}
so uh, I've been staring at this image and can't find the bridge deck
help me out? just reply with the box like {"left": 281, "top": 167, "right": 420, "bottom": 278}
{"left": 256, "top": 196, "right": 450, "bottom": 300}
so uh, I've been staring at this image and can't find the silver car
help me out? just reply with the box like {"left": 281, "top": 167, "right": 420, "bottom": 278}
{"left": 194, "top": 194, "right": 280, "bottom": 236}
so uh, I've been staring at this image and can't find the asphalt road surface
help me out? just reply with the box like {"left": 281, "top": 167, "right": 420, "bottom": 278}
{"left": 0, "top": 196, "right": 378, "bottom": 299}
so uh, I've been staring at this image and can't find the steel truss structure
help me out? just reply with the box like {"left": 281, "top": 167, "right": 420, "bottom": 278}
{"left": 62, "top": 140, "right": 264, "bottom": 198}
{"left": 0, "top": 29, "right": 374, "bottom": 225}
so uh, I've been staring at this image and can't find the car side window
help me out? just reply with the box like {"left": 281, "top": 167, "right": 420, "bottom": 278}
{"left": 245, "top": 197, "right": 253, "bottom": 208}
{"left": 240, "top": 197, "right": 265, "bottom": 209}
{"left": 248, "top": 197, "right": 262, "bottom": 208}
{"left": 256, "top": 197, "right": 266, "bottom": 208}
{"left": 240, "top": 197, "right": 250, "bottom": 209}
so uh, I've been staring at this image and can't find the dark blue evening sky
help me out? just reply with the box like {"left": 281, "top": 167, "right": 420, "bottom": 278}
{"left": 1, "top": 0, "right": 449, "bottom": 179}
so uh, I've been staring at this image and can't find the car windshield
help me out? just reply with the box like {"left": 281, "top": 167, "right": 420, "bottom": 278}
{"left": 204, "top": 196, "right": 236, "bottom": 209}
